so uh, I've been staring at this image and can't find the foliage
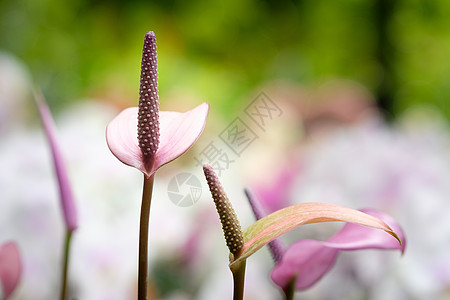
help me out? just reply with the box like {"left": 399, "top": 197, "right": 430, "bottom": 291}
{"left": 1, "top": 0, "right": 449, "bottom": 118}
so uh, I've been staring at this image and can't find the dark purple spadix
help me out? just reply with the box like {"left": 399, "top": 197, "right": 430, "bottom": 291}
{"left": 138, "top": 31, "right": 160, "bottom": 170}
{"left": 203, "top": 164, "right": 244, "bottom": 257}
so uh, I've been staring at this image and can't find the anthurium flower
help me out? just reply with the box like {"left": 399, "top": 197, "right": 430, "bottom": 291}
{"left": 203, "top": 170, "right": 402, "bottom": 300}
{"left": 106, "top": 31, "right": 209, "bottom": 178}
{"left": 0, "top": 242, "right": 21, "bottom": 299}
{"left": 106, "top": 31, "right": 208, "bottom": 300}
{"left": 271, "top": 209, "right": 406, "bottom": 290}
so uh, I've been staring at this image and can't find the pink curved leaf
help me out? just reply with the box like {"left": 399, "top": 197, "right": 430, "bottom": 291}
{"left": 0, "top": 242, "right": 21, "bottom": 299}
{"left": 271, "top": 209, "right": 406, "bottom": 290}
{"left": 106, "top": 103, "right": 209, "bottom": 177}
{"left": 230, "top": 203, "right": 401, "bottom": 267}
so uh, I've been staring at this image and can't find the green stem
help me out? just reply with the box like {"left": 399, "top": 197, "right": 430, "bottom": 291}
{"left": 283, "top": 278, "right": 295, "bottom": 300}
{"left": 231, "top": 260, "right": 246, "bottom": 300}
{"left": 60, "top": 230, "right": 73, "bottom": 300}
{"left": 138, "top": 175, "right": 155, "bottom": 300}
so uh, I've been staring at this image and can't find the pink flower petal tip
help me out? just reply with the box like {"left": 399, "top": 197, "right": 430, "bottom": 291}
{"left": 271, "top": 209, "right": 406, "bottom": 290}
{"left": 106, "top": 102, "right": 209, "bottom": 178}
{"left": 0, "top": 242, "right": 21, "bottom": 299}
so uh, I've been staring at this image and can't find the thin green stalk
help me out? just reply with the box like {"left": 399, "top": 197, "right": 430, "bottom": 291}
{"left": 138, "top": 175, "right": 155, "bottom": 300}
{"left": 283, "top": 278, "right": 295, "bottom": 300}
{"left": 231, "top": 260, "right": 246, "bottom": 300}
{"left": 60, "top": 230, "right": 73, "bottom": 300}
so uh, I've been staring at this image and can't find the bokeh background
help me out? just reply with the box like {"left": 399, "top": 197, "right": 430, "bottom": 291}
{"left": 2, "top": 0, "right": 450, "bottom": 118}
{"left": 1, "top": 0, "right": 450, "bottom": 299}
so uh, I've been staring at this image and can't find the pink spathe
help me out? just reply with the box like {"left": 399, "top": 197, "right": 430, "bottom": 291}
{"left": 106, "top": 103, "right": 209, "bottom": 178}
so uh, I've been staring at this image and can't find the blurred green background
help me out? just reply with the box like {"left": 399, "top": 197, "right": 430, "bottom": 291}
{"left": 1, "top": 0, "right": 449, "bottom": 120}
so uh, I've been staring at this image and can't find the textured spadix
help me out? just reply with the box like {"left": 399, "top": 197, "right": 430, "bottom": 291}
{"left": 203, "top": 164, "right": 244, "bottom": 257}
{"left": 138, "top": 31, "right": 160, "bottom": 169}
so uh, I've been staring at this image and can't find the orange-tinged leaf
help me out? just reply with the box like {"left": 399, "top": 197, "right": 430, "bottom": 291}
{"left": 230, "top": 202, "right": 401, "bottom": 267}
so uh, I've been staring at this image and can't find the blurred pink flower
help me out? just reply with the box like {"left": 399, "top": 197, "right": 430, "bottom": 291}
{"left": 106, "top": 31, "right": 208, "bottom": 178}
{"left": 253, "top": 165, "right": 297, "bottom": 212}
{"left": 0, "top": 242, "right": 21, "bottom": 299}
{"left": 271, "top": 209, "right": 406, "bottom": 290}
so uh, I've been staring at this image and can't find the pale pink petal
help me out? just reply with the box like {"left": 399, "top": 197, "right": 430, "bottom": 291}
{"left": 106, "top": 103, "right": 209, "bottom": 177}
{"left": 271, "top": 209, "right": 405, "bottom": 290}
{"left": 154, "top": 103, "right": 209, "bottom": 172}
{"left": 0, "top": 242, "right": 21, "bottom": 299}
{"left": 106, "top": 107, "right": 146, "bottom": 174}
{"left": 35, "top": 90, "right": 78, "bottom": 231}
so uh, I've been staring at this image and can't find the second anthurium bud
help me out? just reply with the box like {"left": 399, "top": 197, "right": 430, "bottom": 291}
{"left": 203, "top": 164, "right": 244, "bottom": 258}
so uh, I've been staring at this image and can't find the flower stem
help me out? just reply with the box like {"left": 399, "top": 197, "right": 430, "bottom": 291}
{"left": 60, "top": 230, "right": 73, "bottom": 300}
{"left": 283, "top": 278, "right": 295, "bottom": 300}
{"left": 231, "top": 260, "right": 246, "bottom": 300}
{"left": 138, "top": 175, "right": 155, "bottom": 300}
